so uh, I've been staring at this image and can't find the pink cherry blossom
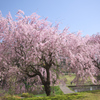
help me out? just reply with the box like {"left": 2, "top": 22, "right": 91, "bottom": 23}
{"left": 0, "top": 10, "right": 100, "bottom": 96}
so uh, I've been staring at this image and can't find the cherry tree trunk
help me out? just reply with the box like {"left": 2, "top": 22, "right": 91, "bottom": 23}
{"left": 44, "top": 81, "right": 51, "bottom": 96}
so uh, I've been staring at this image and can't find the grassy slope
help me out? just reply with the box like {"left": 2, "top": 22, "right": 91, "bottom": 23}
{"left": 64, "top": 74, "right": 76, "bottom": 85}
{"left": 60, "top": 74, "right": 93, "bottom": 85}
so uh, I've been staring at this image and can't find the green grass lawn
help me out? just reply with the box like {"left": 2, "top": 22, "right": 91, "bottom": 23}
{"left": 0, "top": 74, "right": 99, "bottom": 100}
{"left": 2, "top": 90, "right": 100, "bottom": 100}
{"left": 77, "top": 90, "right": 100, "bottom": 100}
{"left": 0, "top": 86, "right": 63, "bottom": 100}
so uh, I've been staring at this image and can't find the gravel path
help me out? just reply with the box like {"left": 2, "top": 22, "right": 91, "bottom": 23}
{"left": 59, "top": 84, "right": 75, "bottom": 94}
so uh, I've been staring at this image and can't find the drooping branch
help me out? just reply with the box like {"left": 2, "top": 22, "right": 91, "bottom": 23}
{"left": 26, "top": 73, "right": 38, "bottom": 78}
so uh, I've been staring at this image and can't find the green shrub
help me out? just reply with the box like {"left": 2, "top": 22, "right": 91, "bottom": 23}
{"left": 1, "top": 95, "right": 21, "bottom": 100}
{"left": 21, "top": 92, "right": 34, "bottom": 98}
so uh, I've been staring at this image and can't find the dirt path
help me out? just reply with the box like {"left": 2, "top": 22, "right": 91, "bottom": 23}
{"left": 59, "top": 84, "right": 74, "bottom": 94}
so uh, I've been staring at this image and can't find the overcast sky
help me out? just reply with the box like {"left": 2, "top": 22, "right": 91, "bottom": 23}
{"left": 0, "top": 0, "right": 100, "bottom": 36}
